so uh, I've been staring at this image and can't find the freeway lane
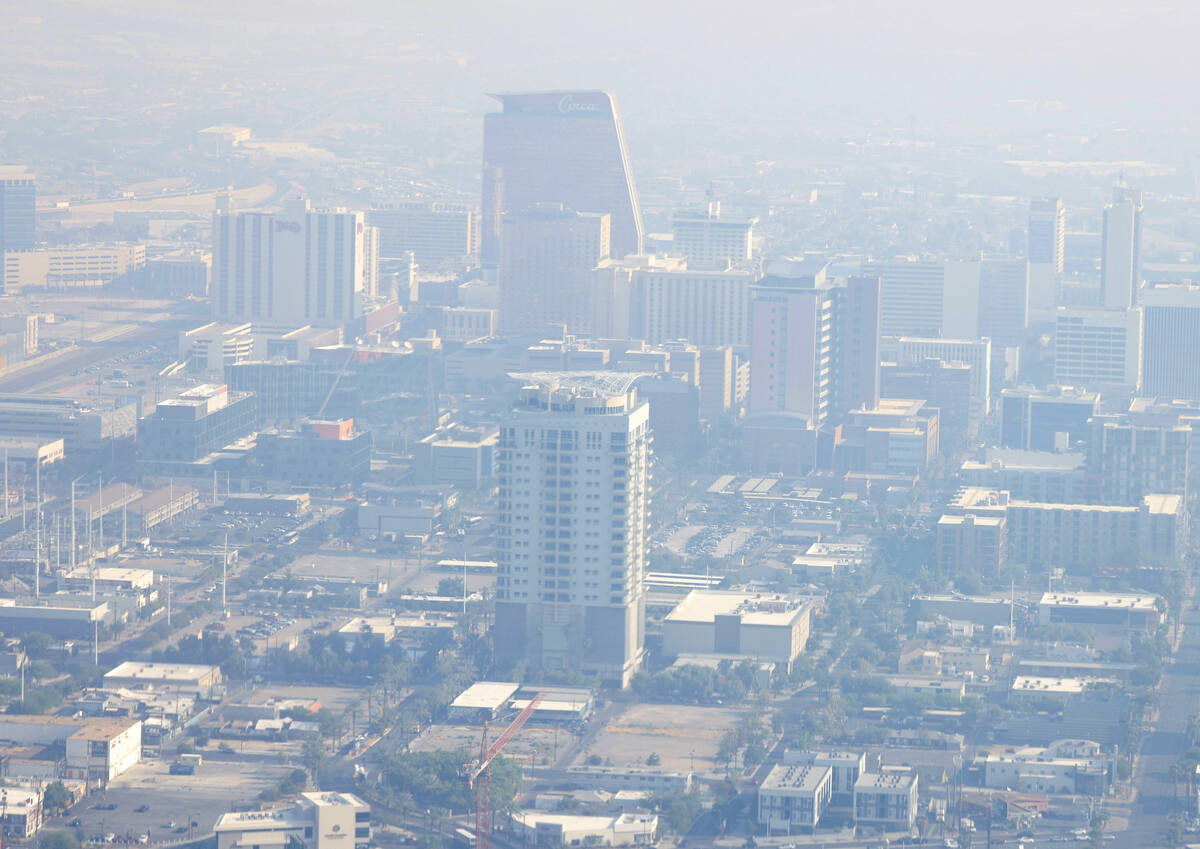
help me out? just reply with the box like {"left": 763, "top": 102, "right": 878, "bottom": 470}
{"left": 0, "top": 317, "right": 193, "bottom": 393}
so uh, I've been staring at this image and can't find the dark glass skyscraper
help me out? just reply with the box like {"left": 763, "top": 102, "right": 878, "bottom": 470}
{"left": 0, "top": 169, "right": 36, "bottom": 253}
{"left": 481, "top": 91, "right": 643, "bottom": 265}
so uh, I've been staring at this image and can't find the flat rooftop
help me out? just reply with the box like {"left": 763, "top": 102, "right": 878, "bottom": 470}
{"left": 214, "top": 809, "right": 308, "bottom": 832}
{"left": 105, "top": 661, "right": 219, "bottom": 680}
{"left": 65, "top": 566, "right": 154, "bottom": 584}
{"left": 968, "top": 448, "right": 1087, "bottom": 471}
{"left": 938, "top": 514, "right": 1004, "bottom": 527}
{"left": 301, "top": 791, "right": 366, "bottom": 808}
{"left": 451, "top": 681, "right": 520, "bottom": 711}
{"left": 1145, "top": 493, "right": 1183, "bottom": 514}
{"left": 1010, "top": 676, "right": 1118, "bottom": 695}
{"left": 68, "top": 717, "right": 141, "bottom": 740}
{"left": 665, "top": 590, "right": 808, "bottom": 626}
{"left": 1039, "top": 591, "right": 1160, "bottom": 612}
{"left": 131, "top": 485, "right": 199, "bottom": 512}
{"left": 761, "top": 762, "right": 831, "bottom": 792}
{"left": 855, "top": 771, "right": 917, "bottom": 790}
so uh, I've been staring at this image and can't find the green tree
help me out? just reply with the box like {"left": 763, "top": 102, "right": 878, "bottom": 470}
{"left": 1087, "top": 812, "right": 1109, "bottom": 849}
{"left": 653, "top": 792, "right": 701, "bottom": 833}
{"left": 382, "top": 750, "right": 522, "bottom": 812}
{"left": 43, "top": 781, "right": 71, "bottom": 814}
{"left": 303, "top": 736, "right": 329, "bottom": 786}
{"left": 437, "top": 577, "right": 465, "bottom": 598}
{"left": 40, "top": 832, "right": 80, "bottom": 849}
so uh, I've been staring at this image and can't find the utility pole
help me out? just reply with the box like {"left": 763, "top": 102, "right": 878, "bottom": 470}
{"left": 70, "top": 477, "right": 78, "bottom": 570}
{"left": 167, "top": 576, "right": 172, "bottom": 627}
{"left": 97, "top": 474, "right": 103, "bottom": 556}
{"left": 222, "top": 533, "right": 228, "bottom": 613}
{"left": 34, "top": 458, "right": 40, "bottom": 598}
{"left": 3, "top": 447, "right": 8, "bottom": 519}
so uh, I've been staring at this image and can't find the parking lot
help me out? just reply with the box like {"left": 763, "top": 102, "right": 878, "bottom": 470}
{"left": 661, "top": 523, "right": 762, "bottom": 559}
{"left": 51, "top": 758, "right": 297, "bottom": 841}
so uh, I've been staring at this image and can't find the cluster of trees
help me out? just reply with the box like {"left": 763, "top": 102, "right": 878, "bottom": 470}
{"left": 4, "top": 636, "right": 105, "bottom": 713}
{"left": 272, "top": 632, "right": 417, "bottom": 684}
{"left": 649, "top": 792, "right": 701, "bottom": 833}
{"left": 258, "top": 769, "right": 310, "bottom": 803}
{"left": 380, "top": 749, "right": 521, "bottom": 813}
{"left": 716, "top": 701, "right": 773, "bottom": 771}
{"left": 631, "top": 661, "right": 759, "bottom": 705}
{"left": 156, "top": 631, "right": 246, "bottom": 676}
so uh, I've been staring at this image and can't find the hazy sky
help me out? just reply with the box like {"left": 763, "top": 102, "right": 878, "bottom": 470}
{"left": 14, "top": 0, "right": 1199, "bottom": 128}
{"left": 5, "top": 0, "right": 1197, "bottom": 179}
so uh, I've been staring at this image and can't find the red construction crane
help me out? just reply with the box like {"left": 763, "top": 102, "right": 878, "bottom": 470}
{"left": 463, "top": 693, "right": 542, "bottom": 849}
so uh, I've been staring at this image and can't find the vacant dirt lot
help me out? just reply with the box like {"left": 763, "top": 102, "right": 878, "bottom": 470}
{"left": 577, "top": 703, "right": 744, "bottom": 774}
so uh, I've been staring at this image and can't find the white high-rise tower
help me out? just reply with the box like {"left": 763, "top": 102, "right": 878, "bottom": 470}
{"left": 1101, "top": 186, "right": 1143, "bottom": 309}
{"left": 212, "top": 195, "right": 364, "bottom": 327}
{"left": 493, "top": 374, "right": 649, "bottom": 687}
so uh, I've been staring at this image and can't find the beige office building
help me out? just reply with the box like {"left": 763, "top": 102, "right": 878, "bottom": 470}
{"left": 3, "top": 245, "right": 145, "bottom": 290}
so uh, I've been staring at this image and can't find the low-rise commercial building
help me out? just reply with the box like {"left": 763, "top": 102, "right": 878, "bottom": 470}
{"left": 0, "top": 437, "right": 63, "bottom": 471}
{"left": 0, "top": 716, "right": 141, "bottom": 785}
{"left": 214, "top": 792, "right": 370, "bottom": 849}
{"left": 508, "top": 811, "right": 657, "bottom": 847}
{"left": 225, "top": 493, "right": 310, "bottom": 516}
{"left": 126, "top": 484, "right": 200, "bottom": 532}
{"left": 834, "top": 399, "right": 941, "bottom": 476}
{"left": 413, "top": 424, "right": 498, "bottom": 489}
{"left": 980, "top": 740, "right": 1113, "bottom": 795}
{"left": 1037, "top": 591, "right": 1162, "bottom": 634}
{"left": 103, "top": 661, "right": 223, "bottom": 698}
{"left": 884, "top": 676, "right": 966, "bottom": 701}
{"left": 791, "top": 541, "right": 869, "bottom": 580}
{"left": 662, "top": 590, "right": 811, "bottom": 672}
{"left": 0, "top": 786, "right": 43, "bottom": 838}
{"left": 448, "top": 681, "right": 521, "bottom": 723}
{"left": 62, "top": 567, "right": 154, "bottom": 594}
{"left": 0, "top": 395, "right": 136, "bottom": 456}
{"left": 0, "top": 600, "right": 108, "bottom": 640}
{"left": 1010, "top": 676, "right": 1121, "bottom": 704}
{"left": 564, "top": 766, "right": 693, "bottom": 795}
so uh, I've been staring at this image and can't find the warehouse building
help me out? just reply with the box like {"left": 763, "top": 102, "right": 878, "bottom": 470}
{"left": 448, "top": 681, "right": 520, "bottom": 723}
{"left": 0, "top": 600, "right": 108, "bottom": 640}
